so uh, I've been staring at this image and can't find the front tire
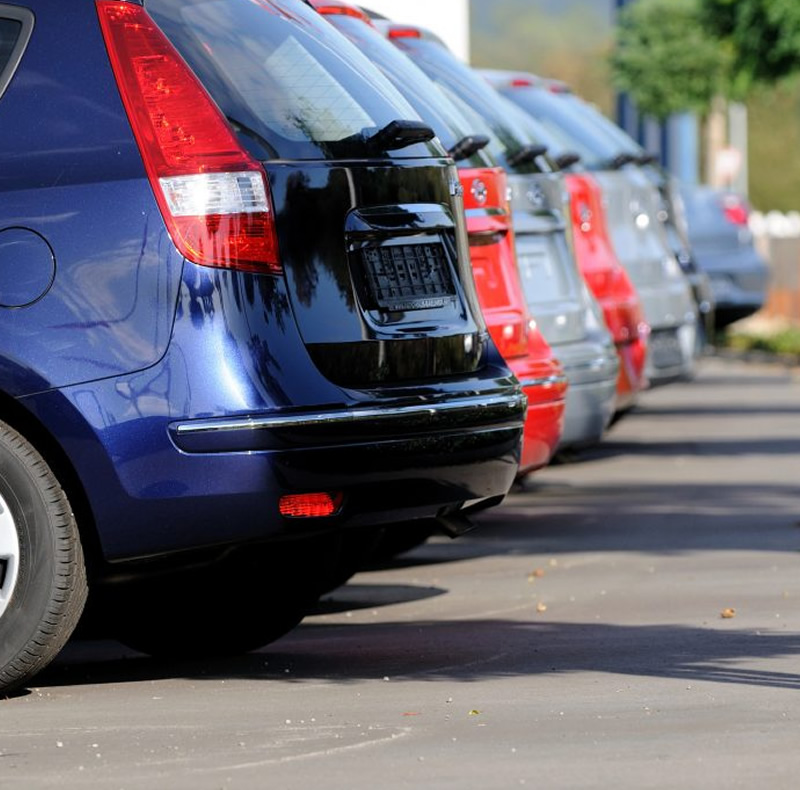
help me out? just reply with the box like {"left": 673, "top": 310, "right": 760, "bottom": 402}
{"left": 0, "top": 423, "right": 87, "bottom": 696}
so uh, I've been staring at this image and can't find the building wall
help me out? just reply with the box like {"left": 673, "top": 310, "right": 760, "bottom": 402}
{"left": 361, "top": 0, "right": 470, "bottom": 61}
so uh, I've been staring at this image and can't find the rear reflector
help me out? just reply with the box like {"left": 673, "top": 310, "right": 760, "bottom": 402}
{"left": 721, "top": 194, "right": 749, "bottom": 226}
{"left": 495, "top": 318, "right": 528, "bottom": 360}
{"left": 388, "top": 26, "right": 422, "bottom": 39}
{"left": 311, "top": 2, "right": 374, "bottom": 24}
{"left": 96, "top": 1, "right": 280, "bottom": 274}
{"left": 279, "top": 492, "right": 344, "bottom": 519}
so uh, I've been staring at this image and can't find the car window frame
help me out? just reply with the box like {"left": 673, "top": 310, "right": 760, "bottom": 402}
{"left": 0, "top": 4, "right": 34, "bottom": 101}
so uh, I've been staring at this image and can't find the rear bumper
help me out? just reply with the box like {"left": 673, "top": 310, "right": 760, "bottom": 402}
{"left": 510, "top": 360, "right": 567, "bottom": 475}
{"left": 553, "top": 338, "right": 619, "bottom": 449}
{"left": 645, "top": 322, "right": 697, "bottom": 383}
{"left": 28, "top": 381, "right": 526, "bottom": 563}
{"left": 614, "top": 336, "right": 649, "bottom": 410}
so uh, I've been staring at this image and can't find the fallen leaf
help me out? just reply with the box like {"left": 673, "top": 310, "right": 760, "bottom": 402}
{"left": 468, "top": 709, "right": 481, "bottom": 716}
{"left": 402, "top": 712, "right": 421, "bottom": 717}
{"left": 527, "top": 568, "right": 545, "bottom": 582}
{"left": 536, "top": 602, "right": 548, "bottom": 613}
{"left": 720, "top": 607, "right": 736, "bottom": 619}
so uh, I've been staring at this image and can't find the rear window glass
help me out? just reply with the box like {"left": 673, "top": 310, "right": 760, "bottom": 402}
{"left": 323, "top": 14, "right": 482, "bottom": 158}
{"left": 145, "top": 0, "right": 433, "bottom": 160}
{"left": 0, "top": 19, "right": 21, "bottom": 73}
{"left": 561, "top": 94, "right": 644, "bottom": 157}
{"left": 500, "top": 88, "right": 620, "bottom": 170}
{"left": 0, "top": 9, "right": 32, "bottom": 101}
{"left": 391, "top": 36, "right": 547, "bottom": 175}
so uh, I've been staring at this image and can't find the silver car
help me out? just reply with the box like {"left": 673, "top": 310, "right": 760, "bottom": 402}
{"left": 383, "top": 27, "right": 619, "bottom": 448}
{"left": 486, "top": 71, "right": 699, "bottom": 383}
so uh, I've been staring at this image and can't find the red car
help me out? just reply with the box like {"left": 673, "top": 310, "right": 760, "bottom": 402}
{"left": 311, "top": 0, "right": 566, "bottom": 474}
{"left": 461, "top": 165, "right": 567, "bottom": 473}
{"left": 565, "top": 172, "right": 649, "bottom": 410}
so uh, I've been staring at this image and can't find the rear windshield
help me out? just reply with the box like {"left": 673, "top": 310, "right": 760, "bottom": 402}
{"left": 0, "top": 9, "right": 32, "bottom": 100}
{"left": 561, "top": 94, "right": 644, "bottom": 157}
{"left": 391, "top": 36, "right": 547, "bottom": 175}
{"left": 323, "top": 14, "right": 485, "bottom": 159}
{"left": 0, "top": 19, "right": 20, "bottom": 73}
{"left": 499, "top": 88, "right": 621, "bottom": 170}
{"left": 145, "top": 0, "right": 438, "bottom": 160}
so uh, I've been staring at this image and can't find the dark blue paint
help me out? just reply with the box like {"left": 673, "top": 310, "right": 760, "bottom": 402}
{"left": 0, "top": 228, "right": 55, "bottom": 307}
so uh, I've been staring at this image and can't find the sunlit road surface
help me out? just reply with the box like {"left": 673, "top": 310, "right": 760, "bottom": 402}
{"left": 3, "top": 356, "right": 800, "bottom": 790}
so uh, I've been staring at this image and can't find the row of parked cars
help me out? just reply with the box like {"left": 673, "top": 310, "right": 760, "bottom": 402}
{"left": 0, "top": 0, "right": 769, "bottom": 695}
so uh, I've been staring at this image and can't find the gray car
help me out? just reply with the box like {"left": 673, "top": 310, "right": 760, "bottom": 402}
{"left": 383, "top": 27, "right": 619, "bottom": 449}
{"left": 540, "top": 88, "right": 716, "bottom": 347}
{"left": 485, "top": 71, "right": 699, "bottom": 384}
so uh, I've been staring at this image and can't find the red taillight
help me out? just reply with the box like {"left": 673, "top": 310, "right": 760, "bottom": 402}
{"left": 494, "top": 318, "right": 529, "bottom": 360}
{"left": 510, "top": 77, "right": 534, "bottom": 87}
{"left": 388, "top": 26, "right": 422, "bottom": 39}
{"left": 96, "top": 1, "right": 280, "bottom": 274}
{"left": 311, "top": 1, "right": 373, "bottom": 24}
{"left": 721, "top": 194, "right": 749, "bottom": 226}
{"left": 279, "top": 492, "right": 344, "bottom": 518}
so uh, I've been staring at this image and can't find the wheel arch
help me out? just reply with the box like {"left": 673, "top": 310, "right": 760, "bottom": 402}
{"left": 0, "top": 389, "right": 104, "bottom": 578}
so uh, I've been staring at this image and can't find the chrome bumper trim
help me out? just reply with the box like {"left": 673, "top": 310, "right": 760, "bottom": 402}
{"left": 517, "top": 374, "right": 568, "bottom": 389}
{"left": 173, "top": 392, "right": 527, "bottom": 437}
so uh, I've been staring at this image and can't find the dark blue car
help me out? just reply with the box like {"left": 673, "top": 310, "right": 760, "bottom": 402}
{"left": 0, "top": 0, "right": 525, "bottom": 693}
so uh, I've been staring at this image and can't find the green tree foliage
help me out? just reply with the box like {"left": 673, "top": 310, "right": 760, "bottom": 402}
{"left": 701, "top": 0, "right": 800, "bottom": 90}
{"left": 746, "top": 79, "right": 800, "bottom": 211}
{"left": 610, "top": 0, "right": 729, "bottom": 119}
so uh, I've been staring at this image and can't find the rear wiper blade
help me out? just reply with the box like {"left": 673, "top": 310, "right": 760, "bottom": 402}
{"left": 554, "top": 151, "right": 581, "bottom": 170}
{"left": 506, "top": 143, "right": 548, "bottom": 168}
{"left": 636, "top": 151, "right": 659, "bottom": 166}
{"left": 448, "top": 134, "right": 490, "bottom": 162}
{"left": 608, "top": 152, "right": 638, "bottom": 169}
{"left": 366, "top": 119, "right": 436, "bottom": 153}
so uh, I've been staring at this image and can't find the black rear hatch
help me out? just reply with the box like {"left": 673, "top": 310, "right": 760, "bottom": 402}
{"left": 146, "top": 0, "right": 486, "bottom": 387}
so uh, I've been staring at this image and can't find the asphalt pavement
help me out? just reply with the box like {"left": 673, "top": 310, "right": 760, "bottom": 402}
{"left": 3, "top": 355, "right": 800, "bottom": 789}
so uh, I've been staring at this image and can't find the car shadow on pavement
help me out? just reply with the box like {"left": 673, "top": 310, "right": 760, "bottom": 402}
{"left": 363, "top": 480, "right": 800, "bottom": 566}
{"left": 631, "top": 404, "right": 800, "bottom": 418}
{"left": 30, "top": 616, "right": 800, "bottom": 694}
{"left": 573, "top": 437, "right": 800, "bottom": 460}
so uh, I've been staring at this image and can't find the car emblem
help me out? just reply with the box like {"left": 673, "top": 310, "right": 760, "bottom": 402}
{"left": 526, "top": 185, "right": 545, "bottom": 207}
{"left": 578, "top": 202, "right": 592, "bottom": 231}
{"left": 470, "top": 178, "right": 488, "bottom": 205}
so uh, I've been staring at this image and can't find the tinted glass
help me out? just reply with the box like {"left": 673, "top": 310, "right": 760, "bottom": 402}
{"left": 500, "top": 87, "right": 621, "bottom": 170}
{"left": 392, "top": 36, "right": 547, "bottom": 174}
{"left": 0, "top": 18, "right": 21, "bottom": 74}
{"left": 434, "top": 86, "right": 506, "bottom": 163}
{"left": 561, "top": 94, "right": 644, "bottom": 157}
{"left": 496, "top": 94, "right": 558, "bottom": 172}
{"left": 323, "top": 15, "right": 481, "bottom": 157}
{"left": 146, "top": 0, "right": 435, "bottom": 160}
